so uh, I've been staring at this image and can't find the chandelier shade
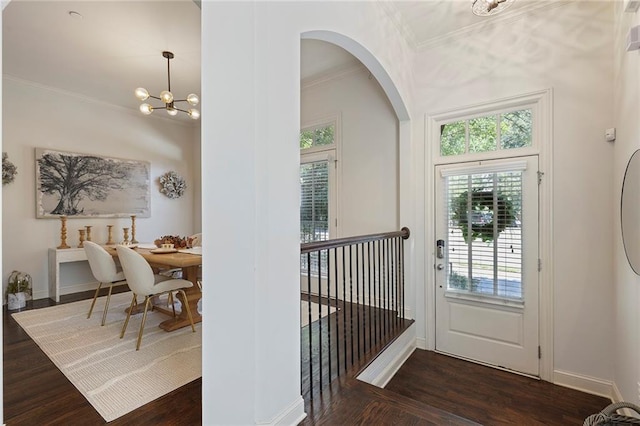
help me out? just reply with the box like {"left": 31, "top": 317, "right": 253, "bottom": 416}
{"left": 472, "top": 0, "right": 515, "bottom": 16}
{"left": 135, "top": 51, "right": 200, "bottom": 120}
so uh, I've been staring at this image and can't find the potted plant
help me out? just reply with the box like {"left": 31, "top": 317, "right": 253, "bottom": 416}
{"left": 6, "top": 270, "right": 32, "bottom": 310}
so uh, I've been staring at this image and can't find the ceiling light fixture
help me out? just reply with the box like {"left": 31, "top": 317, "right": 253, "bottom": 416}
{"left": 472, "top": 0, "right": 515, "bottom": 16}
{"left": 135, "top": 51, "right": 200, "bottom": 120}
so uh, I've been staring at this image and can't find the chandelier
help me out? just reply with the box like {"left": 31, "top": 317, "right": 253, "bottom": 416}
{"left": 472, "top": 0, "right": 515, "bottom": 16}
{"left": 135, "top": 51, "right": 200, "bottom": 120}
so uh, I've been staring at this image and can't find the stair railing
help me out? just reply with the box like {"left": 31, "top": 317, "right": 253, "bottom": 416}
{"left": 300, "top": 227, "right": 410, "bottom": 399}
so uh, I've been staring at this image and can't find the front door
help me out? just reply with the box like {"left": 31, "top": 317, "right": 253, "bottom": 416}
{"left": 434, "top": 156, "right": 539, "bottom": 376}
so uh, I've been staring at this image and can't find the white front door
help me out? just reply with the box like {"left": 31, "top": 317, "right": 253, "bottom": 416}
{"left": 434, "top": 156, "right": 539, "bottom": 376}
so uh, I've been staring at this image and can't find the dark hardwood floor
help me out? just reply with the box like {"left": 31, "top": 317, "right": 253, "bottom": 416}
{"left": 4, "top": 287, "right": 202, "bottom": 426}
{"left": 384, "top": 350, "right": 611, "bottom": 425}
{"left": 301, "top": 294, "right": 413, "bottom": 400}
{"left": 4, "top": 289, "right": 610, "bottom": 425}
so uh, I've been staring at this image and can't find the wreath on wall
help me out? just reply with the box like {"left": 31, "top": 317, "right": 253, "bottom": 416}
{"left": 2, "top": 152, "right": 17, "bottom": 186}
{"left": 159, "top": 171, "right": 186, "bottom": 199}
{"left": 451, "top": 189, "right": 516, "bottom": 243}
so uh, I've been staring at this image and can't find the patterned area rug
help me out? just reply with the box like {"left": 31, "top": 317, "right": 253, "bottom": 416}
{"left": 12, "top": 292, "right": 201, "bottom": 422}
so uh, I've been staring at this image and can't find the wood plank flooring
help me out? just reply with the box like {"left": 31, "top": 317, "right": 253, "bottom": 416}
{"left": 4, "top": 288, "right": 202, "bottom": 426}
{"left": 301, "top": 294, "right": 413, "bottom": 400}
{"left": 4, "top": 289, "right": 611, "bottom": 425}
{"left": 384, "top": 350, "right": 611, "bottom": 425}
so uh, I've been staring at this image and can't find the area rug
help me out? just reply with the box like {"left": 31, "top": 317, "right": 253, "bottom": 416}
{"left": 301, "top": 300, "right": 337, "bottom": 327}
{"left": 12, "top": 292, "right": 201, "bottom": 422}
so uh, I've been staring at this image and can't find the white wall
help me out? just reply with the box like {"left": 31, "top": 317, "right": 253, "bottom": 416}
{"left": 201, "top": 1, "right": 413, "bottom": 424}
{"left": 2, "top": 77, "right": 199, "bottom": 299}
{"left": 613, "top": 1, "right": 640, "bottom": 405}
{"left": 301, "top": 66, "right": 399, "bottom": 236}
{"left": 413, "top": 1, "right": 615, "bottom": 386}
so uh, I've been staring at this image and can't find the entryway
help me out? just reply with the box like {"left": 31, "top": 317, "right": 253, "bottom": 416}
{"left": 434, "top": 156, "right": 540, "bottom": 376}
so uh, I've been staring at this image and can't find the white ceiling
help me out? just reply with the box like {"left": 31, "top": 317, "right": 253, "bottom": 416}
{"left": 3, "top": 0, "right": 560, "bottom": 120}
{"left": 3, "top": 0, "right": 201, "bottom": 122}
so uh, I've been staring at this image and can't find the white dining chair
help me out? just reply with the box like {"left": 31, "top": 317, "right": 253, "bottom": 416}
{"left": 84, "top": 241, "right": 127, "bottom": 326}
{"left": 116, "top": 245, "right": 196, "bottom": 350}
{"left": 190, "top": 233, "right": 202, "bottom": 247}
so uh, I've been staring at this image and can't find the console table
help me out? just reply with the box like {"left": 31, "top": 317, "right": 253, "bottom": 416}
{"left": 48, "top": 247, "right": 89, "bottom": 302}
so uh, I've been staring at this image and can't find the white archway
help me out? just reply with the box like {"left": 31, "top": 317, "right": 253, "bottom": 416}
{"left": 301, "top": 30, "right": 411, "bottom": 122}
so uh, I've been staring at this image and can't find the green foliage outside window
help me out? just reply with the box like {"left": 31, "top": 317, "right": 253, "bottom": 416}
{"left": 440, "top": 121, "right": 466, "bottom": 156}
{"left": 440, "top": 109, "right": 532, "bottom": 156}
{"left": 300, "top": 125, "right": 335, "bottom": 150}
{"left": 501, "top": 109, "right": 532, "bottom": 149}
{"left": 469, "top": 116, "right": 497, "bottom": 153}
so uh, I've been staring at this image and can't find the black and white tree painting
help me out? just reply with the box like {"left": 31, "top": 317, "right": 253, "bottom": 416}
{"left": 36, "top": 148, "right": 150, "bottom": 218}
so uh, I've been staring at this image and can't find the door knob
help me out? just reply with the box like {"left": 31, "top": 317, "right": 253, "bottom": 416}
{"left": 436, "top": 264, "right": 444, "bottom": 270}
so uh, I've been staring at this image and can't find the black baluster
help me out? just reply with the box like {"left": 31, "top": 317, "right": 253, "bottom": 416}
{"left": 307, "top": 252, "right": 313, "bottom": 398}
{"left": 367, "top": 241, "right": 373, "bottom": 352}
{"left": 382, "top": 239, "right": 387, "bottom": 338}
{"left": 334, "top": 247, "right": 340, "bottom": 377}
{"left": 401, "top": 236, "right": 405, "bottom": 322}
{"left": 327, "top": 247, "right": 332, "bottom": 385}
{"left": 374, "top": 241, "right": 382, "bottom": 345}
{"left": 342, "top": 246, "right": 347, "bottom": 373}
{"left": 359, "top": 243, "right": 364, "bottom": 359}
{"left": 349, "top": 244, "right": 354, "bottom": 365}
{"left": 317, "top": 249, "right": 323, "bottom": 393}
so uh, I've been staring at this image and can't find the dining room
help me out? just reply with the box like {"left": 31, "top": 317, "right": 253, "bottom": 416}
{"left": 2, "top": 1, "right": 204, "bottom": 422}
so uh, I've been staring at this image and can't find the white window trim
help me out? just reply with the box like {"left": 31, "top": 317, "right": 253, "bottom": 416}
{"left": 300, "top": 114, "right": 341, "bottom": 239}
{"left": 431, "top": 91, "right": 548, "bottom": 165}
{"left": 425, "top": 88, "right": 554, "bottom": 382}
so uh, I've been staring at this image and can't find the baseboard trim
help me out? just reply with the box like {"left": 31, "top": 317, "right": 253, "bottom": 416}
{"left": 357, "top": 323, "right": 416, "bottom": 388}
{"left": 612, "top": 381, "right": 624, "bottom": 403}
{"left": 416, "top": 337, "right": 427, "bottom": 350}
{"left": 257, "top": 396, "right": 306, "bottom": 426}
{"left": 553, "top": 369, "right": 614, "bottom": 401}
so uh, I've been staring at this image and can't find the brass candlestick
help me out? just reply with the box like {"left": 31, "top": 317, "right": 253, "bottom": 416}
{"left": 85, "top": 225, "right": 92, "bottom": 242}
{"left": 106, "top": 225, "right": 114, "bottom": 245}
{"left": 130, "top": 215, "right": 138, "bottom": 244}
{"left": 78, "top": 229, "right": 86, "bottom": 248}
{"left": 57, "top": 215, "right": 70, "bottom": 249}
{"left": 122, "top": 227, "right": 130, "bottom": 244}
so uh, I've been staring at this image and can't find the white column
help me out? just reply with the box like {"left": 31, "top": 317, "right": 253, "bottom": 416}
{"left": 202, "top": 2, "right": 304, "bottom": 424}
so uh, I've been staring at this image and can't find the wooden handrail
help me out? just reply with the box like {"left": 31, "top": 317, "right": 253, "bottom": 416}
{"left": 300, "top": 227, "right": 410, "bottom": 254}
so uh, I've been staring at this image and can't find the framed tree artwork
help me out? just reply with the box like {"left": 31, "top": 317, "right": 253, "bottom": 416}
{"left": 35, "top": 148, "right": 151, "bottom": 218}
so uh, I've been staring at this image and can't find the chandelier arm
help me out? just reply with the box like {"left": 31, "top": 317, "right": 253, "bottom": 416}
{"left": 167, "top": 54, "right": 171, "bottom": 93}
{"left": 172, "top": 107, "right": 190, "bottom": 114}
{"left": 147, "top": 95, "right": 162, "bottom": 101}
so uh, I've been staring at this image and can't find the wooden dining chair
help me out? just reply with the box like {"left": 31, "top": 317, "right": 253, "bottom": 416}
{"left": 84, "top": 241, "right": 127, "bottom": 326}
{"left": 115, "top": 245, "right": 196, "bottom": 350}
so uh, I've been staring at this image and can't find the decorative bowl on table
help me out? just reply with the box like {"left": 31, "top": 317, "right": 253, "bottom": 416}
{"left": 154, "top": 235, "right": 189, "bottom": 249}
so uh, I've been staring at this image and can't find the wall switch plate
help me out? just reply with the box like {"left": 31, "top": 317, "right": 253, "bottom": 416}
{"left": 605, "top": 128, "right": 616, "bottom": 142}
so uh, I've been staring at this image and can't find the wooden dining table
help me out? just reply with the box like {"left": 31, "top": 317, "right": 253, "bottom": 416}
{"left": 106, "top": 246, "right": 202, "bottom": 332}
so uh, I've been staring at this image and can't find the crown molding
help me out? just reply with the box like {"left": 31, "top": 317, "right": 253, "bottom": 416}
{"left": 301, "top": 62, "right": 367, "bottom": 91}
{"left": 377, "top": 0, "right": 420, "bottom": 50}
{"left": 3, "top": 74, "right": 198, "bottom": 127}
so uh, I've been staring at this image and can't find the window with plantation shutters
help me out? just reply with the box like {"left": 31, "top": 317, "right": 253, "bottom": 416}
{"left": 299, "top": 119, "right": 338, "bottom": 276}
{"left": 443, "top": 163, "right": 525, "bottom": 300}
{"left": 300, "top": 160, "right": 329, "bottom": 243}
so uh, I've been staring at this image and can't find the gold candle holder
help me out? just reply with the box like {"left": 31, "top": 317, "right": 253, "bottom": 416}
{"left": 106, "top": 225, "right": 114, "bottom": 245}
{"left": 130, "top": 215, "right": 138, "bottom": 244}
{"left": 78, "top": 229, "right": 86, "bottom": 248}
{"left": 122, "top": 227, "right": 130, "bottom": 245}
{"left": 57, "top": 215, "right": 70, "bottom": 249}
{"left": 85, "top": 225, "right": 92, "bottom": 242}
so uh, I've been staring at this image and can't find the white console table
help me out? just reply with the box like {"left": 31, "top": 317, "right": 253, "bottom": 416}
{"left": 48, "top": 247, "right": 89, "bottom": 302}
